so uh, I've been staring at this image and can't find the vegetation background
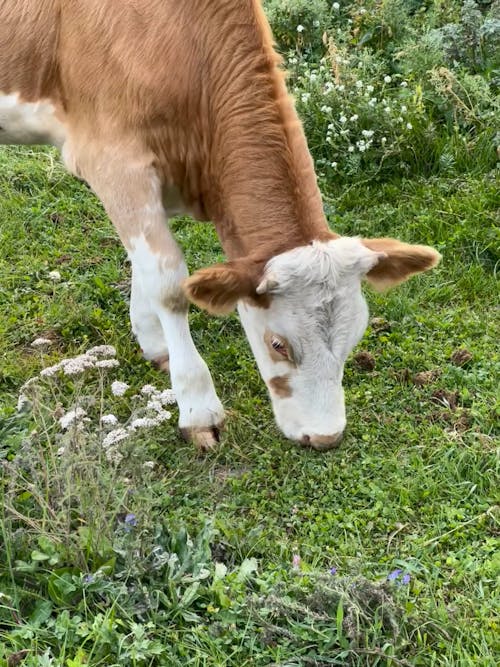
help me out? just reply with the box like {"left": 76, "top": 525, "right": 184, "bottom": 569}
{"left": 1, "top": 1, "right": 498, "bottom": 665}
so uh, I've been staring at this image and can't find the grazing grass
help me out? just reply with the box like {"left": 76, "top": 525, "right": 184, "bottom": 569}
{"left": 1, "top": 1, "right": 499, "bottom": 665}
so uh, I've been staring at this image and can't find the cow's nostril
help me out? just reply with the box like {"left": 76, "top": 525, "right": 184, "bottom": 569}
{"left": 300, "top": 434, "right": 311, "bottom": 446}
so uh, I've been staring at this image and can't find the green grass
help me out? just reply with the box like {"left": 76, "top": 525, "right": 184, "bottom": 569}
{"left": 0, "top": 142, "right": 498, "bottom": 666}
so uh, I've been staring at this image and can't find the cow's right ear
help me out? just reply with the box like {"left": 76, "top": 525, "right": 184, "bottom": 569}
{"left": 183, "top": 259, "right": 265, "bottom": 315}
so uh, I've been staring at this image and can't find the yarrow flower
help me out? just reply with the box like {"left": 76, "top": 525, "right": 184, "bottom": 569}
{"left": 296, "top": 24, "right": 305, "bottom": 33}
{"left": 102, "top": 428, "right": 129, "bottom": 448}
{"left": 141, "top": 384, "right": 158, "bottom": 396}
{"left": 59, "top": 407, "right": 87, "bottom": 430}
{"left": 95, "top": 359, "right": 120, "bottom": 369}
{"left": 48, "top": 270, "right": 61, "bottom": 281}
{"left": 101, "top": 414, "right": 119, "bottom": 426}
{"left": 332, "top": 2, "right": 340, "bottom": 10}
{"left": 384, "top": 75, "right": 392, "bottom": 83}
{"left": 88, "top": 345, "right": 116, "bottom": 358}
{"left": 111, "top": 380, "right": 129, "bottom": 396}
{"left": 31, "top": 337, "right": 53, "bottom": 348}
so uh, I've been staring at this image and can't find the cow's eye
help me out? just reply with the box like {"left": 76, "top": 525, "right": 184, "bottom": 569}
{"left": 270, "top": 335, "right": 290, "bottom": 360}
{"left": 271, "top": 336, "right": 285, "bottom": 351}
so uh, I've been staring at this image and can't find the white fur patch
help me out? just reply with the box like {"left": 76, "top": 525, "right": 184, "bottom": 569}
{"left": 0, "top": 92, "right": 65, "bottom": 146}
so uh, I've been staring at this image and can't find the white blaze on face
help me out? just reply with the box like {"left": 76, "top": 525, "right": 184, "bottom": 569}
{"left": 0, "top": 93, "right": 66, "bottom": 146}
{"left": 237, "top": 238, "right": 382, "bottom": 447}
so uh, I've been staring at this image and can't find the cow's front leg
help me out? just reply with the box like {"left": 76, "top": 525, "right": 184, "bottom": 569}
{"left": 67, "top": 139, "right": 225, "bottom": 450}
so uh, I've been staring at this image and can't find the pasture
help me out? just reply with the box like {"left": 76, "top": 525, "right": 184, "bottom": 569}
{"left": 1, "top": 1, "right": 499, "bottom": 665}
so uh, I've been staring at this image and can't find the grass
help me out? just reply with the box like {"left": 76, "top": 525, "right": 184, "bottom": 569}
{"left": 0, "top": 140, "right": 498, "bottom": 666}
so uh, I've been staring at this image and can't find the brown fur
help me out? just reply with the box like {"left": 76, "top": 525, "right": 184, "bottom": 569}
{"left": 183, "top": 257, "right": 269, "bottom": 315}
{"left": 269, "top": 375, "right": 292, "bottom": 398}
{"left": 1, "top": 1, "right": 332, "bottom": 254}
{"left": 362, "top": 239, "right": 441, "bottom": 290}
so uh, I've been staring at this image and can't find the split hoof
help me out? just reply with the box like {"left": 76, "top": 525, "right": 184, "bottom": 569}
{"left": 152, "top": 354, "right": 170, "bottom": 374}
{"left": 180, "top": 424, "right": 223, "bottom": 452}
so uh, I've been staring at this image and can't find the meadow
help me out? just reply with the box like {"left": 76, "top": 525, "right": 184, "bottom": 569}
{"left": 1, "top": 1, "right": 499, "bottom": 665}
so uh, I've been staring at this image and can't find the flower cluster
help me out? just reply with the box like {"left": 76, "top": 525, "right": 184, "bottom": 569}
{"left": 17, "top": 347, "right": 177, "bottom": 469}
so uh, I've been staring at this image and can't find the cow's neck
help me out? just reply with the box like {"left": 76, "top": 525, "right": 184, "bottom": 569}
{"left": 193, "top": 1, "right": 332, "bottom": 262}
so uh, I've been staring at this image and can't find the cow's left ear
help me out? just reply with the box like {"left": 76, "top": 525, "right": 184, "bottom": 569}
{"left": 183, "top": 258, "right": 265, "bottom": 314}
{"left": 361, "top": 238, "right": 441, "bottom": 290}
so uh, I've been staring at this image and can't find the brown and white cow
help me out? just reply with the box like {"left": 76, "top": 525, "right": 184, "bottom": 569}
{"left": 0, "top": 1, "right": 440, "bottom": 450}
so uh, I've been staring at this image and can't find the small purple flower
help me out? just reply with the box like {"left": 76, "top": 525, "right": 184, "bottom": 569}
{"left": 83, "top": 574, "right": 94, "bottom": 584}
{"left": 387, "top": 569, "right": 402, "bottom": 581}
{"left": 292, "top": 554, "right": 301, "bottom": 570}
{"left": 329, "top": 566, "right": 337, "bottom": 575}
{"left": 124, "top": 513, "right": 137, "bottom": 528}
{"left": 401, "top": 573, "right": 411, "bottom": 585}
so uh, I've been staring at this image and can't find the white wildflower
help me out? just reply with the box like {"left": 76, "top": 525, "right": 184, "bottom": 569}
{"left": 350, "top": 114, "right": 359, "bottom": 122}
{"left": 87, "top": 345, "right": 116, "bottom": 358}
{"left": 129, "top": 417, "right": 158, "bottom": 431}
{"left": 102, "top": 428, "right": 129, "bottom": 448}
{"left": 331, "top": 161, "right": 338, "bottom": 168}
{"left": 59, "top": 407, "right": 87, "bottom": 430}
{"left": 401, "top": 105, "right": 407, "bottom": 113}
{"left": 384, "top": 106, "right": 391, "bottom": 113}
{"left": 111, "top": 380, "right": 129, "bottom": 397}
{"left": 48, "top": 270, "right": 61, "bottom": 281}
{"left": 101, "top": 414, "right": 119, "bottom": 426}
{"left": 340, "top": 129, "right": 349, "bottom": 136}
{"left": 384, "top": 75, "right": 392, "bottom": 83}
{"left": 309, "top": 72, "right": 317, "bottom": 82}
{"left": 57, "top": 447, "right": 65, "bottom": 456}
{"left": 313, "top": 19, "right": 320, "bottom": 28}
{"left": 301, "top": 93, "right": 311, "bottom": 103}
{"left": 31, "top": 337, "right": 53, "bottom": 349}
{"left": 61, "top": 354, "right": 97, "bottom": 376}
{"left": 355, "top": 80, "right": 363, "bottom": 88}
{"left": 361, "top": 130, "right": 374, "bottom": 138}
{"left": 95, "top": 359, "right": 120, "bottom": 369}
{"left": 336, "top": 84, "right": 345, "bottom": 92}
{"left": 296, "top": 24, "right": 305, "bottom": 33}
{"left": 332, "top": 2, "right": 340, "bottom": 10}
{"left": 146, "top": 398, "right": 163, "bottom": 413}
{"left": 320, "top": 105, "right": 332, "bottom": 114}
{"left": 369, "top": 97, "right": 377, "bottom": 107}
{"left": 40, "top": 362, "right": 63, "bottom": 377}
{"left": 406, "top": 122, "right": 413, "bottom": 130}
{"left": 143, "top": 461, "right": 156, "bottom": 470}
{"left": 158, "top": 389, "right": 176, "bottom": 405}
{"left": 381, "top": 136, "right": 387, "bottom": 144}
{"left": 141, "top": 384, "right": 158, "bottom": 396}
{"left": 17, "top": 394, "right": 30, "bottom": 412}
{"left": 339, "top": 115, "right": 347, "bottom": 123}
{"left": 348, "top": 145, "right": 355, "bottom": 153}
{"left": 154, "top": 410, "right": 172, "bottom": 424}
{"left": 366, "top": 85, "right": 374, "bottom": 93}
{"left": 400, "top": 81, "right": 408, "bottom": 87}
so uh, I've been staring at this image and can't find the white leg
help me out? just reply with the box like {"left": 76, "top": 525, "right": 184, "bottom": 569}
{"left": 67, "top": 137, "right": 225, "bottom": 449}
{"left": 130, "top": 267, "right": 170, "bottom": 371}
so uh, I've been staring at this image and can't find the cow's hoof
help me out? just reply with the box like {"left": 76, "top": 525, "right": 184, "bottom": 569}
{"left": 152, "top": 354, "right": 170, "bottom": 373}
{"left": 180, "top": 424, "right": 223, "bottom": 452}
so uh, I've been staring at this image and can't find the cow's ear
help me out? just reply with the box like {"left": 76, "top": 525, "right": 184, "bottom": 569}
{"left": 183, "top": 259, "right": 264, "bottom": 314}
{"left": 361, "top": 238, "right": 441, "bottom": 290}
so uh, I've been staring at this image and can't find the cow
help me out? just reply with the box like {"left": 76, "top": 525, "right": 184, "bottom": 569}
{"left": 0, "top": 1, "right": 441, "bottom": 451}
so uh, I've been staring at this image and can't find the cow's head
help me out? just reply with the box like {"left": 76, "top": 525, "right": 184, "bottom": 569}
{"left": 184, "top": 237, "right": 440, "bottom": 449}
